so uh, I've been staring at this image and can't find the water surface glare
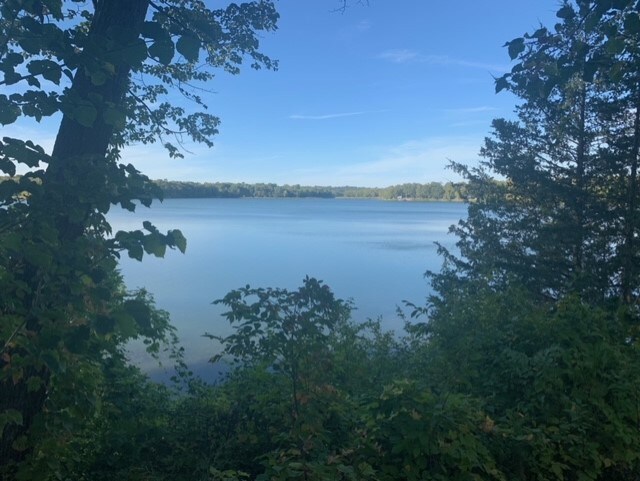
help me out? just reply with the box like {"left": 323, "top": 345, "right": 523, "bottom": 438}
{"left": 108, "top": 198, "right": 466, "bottom": 371}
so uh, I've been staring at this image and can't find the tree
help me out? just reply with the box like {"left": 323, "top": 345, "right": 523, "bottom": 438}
{"left": 421, "top": 2, "right": 640, "bottom": 478}
{"left": 0, "top": 0, "right": 278, "bottom": 476}
{"left": 211, "top": 277, "right": 352, "bottom": 430}
{"left": 210, "top": 278, "right": 365, "bottom": 481}
{"left": 436, "top": 0, "right": 640, "bottom": 305}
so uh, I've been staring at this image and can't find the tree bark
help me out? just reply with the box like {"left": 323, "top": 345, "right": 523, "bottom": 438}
{"left": 621, "top": 95, "right": 640, "bottom": 304}
{"left": 573, "top": 83, "right": 587, "bottom": 278}
{"left": 45, "top": 0, "right": 150, "bottom": 239}
{"left": 51, "top": 0, "right": 149, "bottom": 170}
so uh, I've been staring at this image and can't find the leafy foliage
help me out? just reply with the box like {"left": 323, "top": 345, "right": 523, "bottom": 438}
{"left": 423, "top": 283, "right": 640, "bottom": 481}
{"left": 2, "top": 1, "right": 640, "bottom": 480}
{"left": 0, "top": 0, "right": 278, "bottom": 477}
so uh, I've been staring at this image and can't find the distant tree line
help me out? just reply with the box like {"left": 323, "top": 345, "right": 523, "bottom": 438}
{"left": 153, "top": 179, "right": 467, "bottom": 200}
{"left": 0, "top": 176, "right": 468, "bottom": 201}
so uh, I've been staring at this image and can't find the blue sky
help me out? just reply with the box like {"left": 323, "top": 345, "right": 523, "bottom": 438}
{"left": 12, "top": 0, "right": 561, "bottom": 187}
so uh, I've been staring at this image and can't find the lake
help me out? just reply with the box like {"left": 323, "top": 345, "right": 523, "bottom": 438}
{"left": 109, "top": 198, "right": 466, "bottom": 373}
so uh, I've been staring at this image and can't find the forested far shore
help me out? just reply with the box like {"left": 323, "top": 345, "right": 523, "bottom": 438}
{"left": 0, "top": 176, "right": 468, "bottom": 201}
{"left": 153, "top": 179, "right": 468, "bottom": 200}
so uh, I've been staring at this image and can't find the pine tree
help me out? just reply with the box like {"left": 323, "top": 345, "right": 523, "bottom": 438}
{"left": 435, "top": 0, "right": 640, "bottom": 305}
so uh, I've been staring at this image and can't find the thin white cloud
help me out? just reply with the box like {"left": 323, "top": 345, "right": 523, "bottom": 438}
{"left": 378, "top": 49, "right": 421, "bottom": 64}
{"left": 115, "top": 134, "right": 484, "bottom": 187}
{"left": 428, "top": 55, "right": 508, "bottom": 72}
{"left": 285, "top": 135, "right": 483, "bottom": 187}
{"left": 355, "top": 19, "right": 372, "bottom": 32}
{"left": 444, "top": 106, "right": 498, "bottom": 114}
{"left": 289, "top": 111, "right": 375, "bottom": 120}
{"left": 378, "top": 49, "right": 508, "bottom": 72}
{"left": 449, "top": 119, "right": 493, "bottom": 128}
{"left": 342, "top": 137, "right": 479, "bottom": 176}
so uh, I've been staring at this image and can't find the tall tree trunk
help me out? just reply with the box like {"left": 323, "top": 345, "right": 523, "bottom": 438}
{"left": 0, "top": 0, "right": 149, "bottom": 469}
{"left": 51, "top": 0, "right": 149, "bottom": 166}
{"left": 621, "top": 95, "right": 640, "bottom": 304}
{"left": 45, "top": 0, "right": 150, "bottom": 239}
{"left": 572, "top": 82, "right": 587, "bottom": 283}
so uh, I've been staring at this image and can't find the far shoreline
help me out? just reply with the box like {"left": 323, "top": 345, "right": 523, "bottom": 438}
{"left": 153, "top": 179, "right": 469, "bottom": 202}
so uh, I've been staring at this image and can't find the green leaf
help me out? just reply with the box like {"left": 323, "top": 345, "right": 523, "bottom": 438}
{"left": 0, "top": 96, "right": 20, "bottom": 125}
{"left": 18, "top": 35, "right": 43, "bottom": 55}
{"left": 71, "top": 100, "right": 98, "bottom": 127}
{"left": 119, "top": 38, "right": 148, "bottom": 66}
{"left": 556, "top": 5, "right": 574, "bottom": 19}
{"left": 149, "top": 39, "right": 175, "bottom": 65}
{"left": 507, "top": 38, "right": 525, "bottom": 60}
{"left": 606, "top": 37, "right": 625, "bottom": 55}
{"left": 115, "top": 311, "right": 139, "bottom": 338}
{"left": 0, "top": 409, "right": 23, "bottom": 434}
{"left": 610, "top": 62, "right": 624, "bottom": 82}
{"left": 23, "top": 243, "right": 52, "bottom": 268}
{"left": 168, "top": 229, "right": 187, "bottom": 253}
{"left": 26, "top": 59, "right": 63, "bottom": 84}
{"left": 143, "top": 233, "right": 167, "bottom": 257}
{"left": 142, "top": 220, "right": 156, "bottom": 232}
{"left": 3, "top": 70, "right": 21, "bottom": 85}
{"left": 40, "top": 351, "right": 63, "bottom": 373}
{"left": 95, "top": 315, "right": 116, "bottom": 335}
{"left": 585, "top": 13, "right": 600, "bottom": 32}
{"left": 26, "top": 76, "right": 41, "bottom": 88}
{"left": 26, "top": 376, "right": 43, "bottom": 393}
{"left": 1, "top": 137, "right": 49, "bottom": 167}
{"left": 582, "top": 61, "right": 598, "bottom": 82}
{"left": 176, "top": 35, "right": 201, "bottom": 62}
{"left": 103, "top": 105, "right": 126, "bottom": 129}
{"left": 3, "top": 52, "right": 24, "bottom": 68}
{"left": 0, "top": 158, "right": 16, "bottom": 176}
{"left": 127, "top": 243, "right": 144, "bottom": 261}
{"left": 124, "top": 299, "right": 152, "bottom": 331}
{"left": 624, "top": 13, "right": 640, "bottom": 34}
{"left": 495, "top": 76, "right": 509, "bottom": 93}
{"left": 90, "top": 69, "right": 107, "bottom": 86}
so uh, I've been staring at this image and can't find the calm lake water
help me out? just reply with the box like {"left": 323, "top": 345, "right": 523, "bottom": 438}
{"left": 109, "top": 198, "right": 466, "bottom": 372}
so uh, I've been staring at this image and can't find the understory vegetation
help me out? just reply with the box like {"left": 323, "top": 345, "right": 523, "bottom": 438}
{"left": 39, "top": 278, "right": 640, "bottom": 481}
{"left": 2, "top": 0, "right": 640, "bottom": 480}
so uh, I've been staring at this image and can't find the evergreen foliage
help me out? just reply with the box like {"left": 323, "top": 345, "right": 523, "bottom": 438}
{"left": 440, "top": 0, "right": 640, "bottom": 304}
